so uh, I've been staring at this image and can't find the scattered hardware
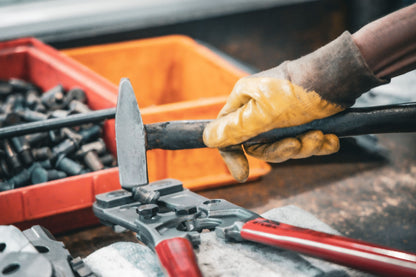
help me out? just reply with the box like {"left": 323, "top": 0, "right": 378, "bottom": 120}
{"left": 0, "top": 79, "right": 116, "bottom": 192}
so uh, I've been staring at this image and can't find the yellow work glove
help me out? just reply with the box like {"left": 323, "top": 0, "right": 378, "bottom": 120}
{"left": 203, "top": 32, "right": 387, "bottom": 182}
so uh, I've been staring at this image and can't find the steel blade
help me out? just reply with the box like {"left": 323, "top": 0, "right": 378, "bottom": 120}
{"left": 116, "top": 78, "right": 148, "bottom": 189}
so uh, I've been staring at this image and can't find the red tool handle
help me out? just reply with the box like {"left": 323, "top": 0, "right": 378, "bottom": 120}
{"left": 155, "top": 237, "right": 202, "bottom": 277}
{"left": 241, "top": 218, "right": 416, "bottom": 276}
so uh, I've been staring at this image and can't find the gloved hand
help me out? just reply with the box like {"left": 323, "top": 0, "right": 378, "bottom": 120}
{"left": 203, "top": 31, "right": 387, "bottom": 182}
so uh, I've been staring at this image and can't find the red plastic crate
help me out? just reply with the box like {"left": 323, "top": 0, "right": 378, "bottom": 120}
{"left": 0, "top": 38, "right": 121, "bottom": 233}
{"left": 0, "top": 37, "right": 270, "bottom": 234}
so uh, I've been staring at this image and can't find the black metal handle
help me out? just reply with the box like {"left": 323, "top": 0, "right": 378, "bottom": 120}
{"left": 0, "top": 103, "right": 415, "bottom": 149}
{"left": 145, "top": 102, "right": 416, "bottom": 150}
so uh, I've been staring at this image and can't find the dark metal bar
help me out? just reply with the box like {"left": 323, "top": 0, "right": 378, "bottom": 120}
{"left": 1, "top": 103, "right": 415, "bottom": 149}
{"left": 145, "top": 102, "right": 416, "bottom": 150}
{"left": 0, "top": 108, "right": 116, "bottom": 139}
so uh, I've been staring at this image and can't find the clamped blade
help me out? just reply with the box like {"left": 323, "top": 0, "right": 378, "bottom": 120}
{"left": 116, "top": 79, "right": 148, "bottom": 189}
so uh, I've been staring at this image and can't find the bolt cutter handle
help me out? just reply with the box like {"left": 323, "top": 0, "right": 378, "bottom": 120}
{"left": 240, "top": 218, "right": 416, "bottom": 277}
{"left": 155, "top": 237, "right": 202, "bottom": 277}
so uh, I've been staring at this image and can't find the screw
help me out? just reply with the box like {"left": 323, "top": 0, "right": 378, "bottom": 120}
{"left": 136, "top": 204, "right": 159, "bottom": 220}
{"left": 55, "top": 155, "right": 83, "bottom": 176}
{"left": 52, "top": 138, "right": 79, "bottom": 158}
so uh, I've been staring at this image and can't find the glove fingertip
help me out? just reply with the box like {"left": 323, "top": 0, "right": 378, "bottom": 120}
{"left": 317, "top": 134, "right": 340, "bottom": 155}
{"left": 220, "top": 148, "right": 249, "bottom": 183}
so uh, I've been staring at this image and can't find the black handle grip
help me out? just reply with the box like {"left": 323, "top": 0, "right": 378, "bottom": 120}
{"left": 145, "top": 102, "right": 416, "bottom": 150}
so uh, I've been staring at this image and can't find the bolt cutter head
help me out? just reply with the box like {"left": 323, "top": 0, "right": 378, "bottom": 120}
{"left": 93, "top": 178, "right": 259, "bottom": 248}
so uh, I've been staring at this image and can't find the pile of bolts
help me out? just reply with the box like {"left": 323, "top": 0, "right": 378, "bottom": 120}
{"left": 0, "top": 78, "right": 116, "bottom": 192}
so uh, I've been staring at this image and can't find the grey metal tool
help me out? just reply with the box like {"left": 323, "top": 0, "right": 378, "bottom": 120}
{"left": 0, "top": 225, "right": 95, "bottom": 277}
{"left": 116, "top": 79, "right": 148, "bottom": 189}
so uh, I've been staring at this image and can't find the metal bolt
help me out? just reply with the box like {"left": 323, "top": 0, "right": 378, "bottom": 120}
{"left": 99, "top": 153, "right": 116, "bottom": 167}
{"left": 0, "top": 113, "right": 21, "bottom": 127}
{"left": 0, "top": 159, "right": 10, "bottom": 178}
{"left": 48, "top": 109, "right": 71, "bottom": 119}
{"left": 13, "top": 93, "right": 25, "bottom": 112}
{"left": 19, "top": 109, "right": 48, "bottom": 122}
{"left": 39, "top": 159, "right": 53, "bottom": 169}
{"left": 3, "top": 95, "right": 16, "bottom": 114}
{"left": 69, "top": 100, "right": 91, "bottom": 114}
{"left": 9, "top": 78, "right": 33, "bottom": 93}
{"left": 78, "top": 125, "right": 101, "bottom": 144}
{"left": 83, "top": 151, "right": 104, "bottom": 171}
{"left": 0, "top": 180, "right": 14, "bottom": 192}
{"left": 136, "top": 204, "right": 159, "bottom": 220}
{"left": 52, "top": 138, "right": 79, "bottom": 158}
{"left": 133, "top": 187, "right": 160, "bottom": 204}
{"left": 75, "top": 139, "right": 106, "bottom": 157}
{"left": 31, "top": 167, "right": 67, "bottom": 184}
{"left": 0, "top": 80, "right": 12, "bottom": 97}
{"left": 32, "top": 147, "right": 53, "bottom": 161}
{"left": 66, "top": 88, "right": 87, "bottom": 104}
{"left": 60, "top": 127, "right": 82, "bottom": 144}
{"left": 48, "top": 130, "right": 64, "bottom": 144}
{"left": 25, "top": 132, "right": 49, "bottom": 146}
{"left": 2, "top": 139, "right": 22, "bottom": 172}
{"left": 26, "top": 89, "right": 41, "bottom": 109}
{"left": 11, "top": 136, "right": 33, "bottom": 165}
{"left": 9, "top": 168, "right": 31, "bottom": 188}
{"left": 34, "top": 103, "right": 47, "bottom": 113}
{"left": 41, "top": 85, "right": 66, "bottom": 109}
{"left": 55, "top": 155, "right": 83, "bottom": 176}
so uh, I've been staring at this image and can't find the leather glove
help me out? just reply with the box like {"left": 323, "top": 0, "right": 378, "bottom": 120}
{"left": 203, "top": 31, "right": 387, "bottom": 182}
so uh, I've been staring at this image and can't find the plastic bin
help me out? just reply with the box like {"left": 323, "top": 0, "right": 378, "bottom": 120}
{"left": 62, "top": 35, "right": 271, "bottom": 190}
{"left": 0, "top": 38, "right": 121, "bottom": 233}
{"left": 0, "top": 36, "right": 270, "bottom": 234}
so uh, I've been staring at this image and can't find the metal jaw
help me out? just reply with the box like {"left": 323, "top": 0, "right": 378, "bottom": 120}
{"left": 93, "top": 178, "right": 258, "bottom": 249}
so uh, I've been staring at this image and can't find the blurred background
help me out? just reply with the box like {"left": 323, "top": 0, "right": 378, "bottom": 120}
{"left": 0, "top": 0, "right": 414, "bottom": 70}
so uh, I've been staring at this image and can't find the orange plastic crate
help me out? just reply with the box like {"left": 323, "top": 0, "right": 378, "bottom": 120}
{"left": 62, "top": 35, "right": 271, "bottom": 190}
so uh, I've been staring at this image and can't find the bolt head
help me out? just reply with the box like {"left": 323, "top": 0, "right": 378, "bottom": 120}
{"left": 136, "top": 204, "right": 159, "bottom": 219}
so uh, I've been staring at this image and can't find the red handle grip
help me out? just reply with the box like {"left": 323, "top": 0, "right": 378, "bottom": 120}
{"left": 241, "top": 218, "right": 416, "bottom": 276}
{"left": 155, "top": 237, "right": 202, "bottom": 277}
